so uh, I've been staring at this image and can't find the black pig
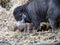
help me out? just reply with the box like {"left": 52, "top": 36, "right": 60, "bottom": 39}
{"left": 13, "top": 0, "right": 60, "bottom": 32}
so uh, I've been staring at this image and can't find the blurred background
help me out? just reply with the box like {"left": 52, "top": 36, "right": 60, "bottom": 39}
{"left": 0, "top": 0, "right": 60, "bottom": 45}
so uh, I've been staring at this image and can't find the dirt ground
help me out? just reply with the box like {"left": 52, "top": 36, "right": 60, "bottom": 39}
{"left": 0, "top": 0, "right": 60, "bottom": 45}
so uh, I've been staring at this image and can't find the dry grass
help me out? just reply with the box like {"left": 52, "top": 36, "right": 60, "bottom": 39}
{"left": 0, "top": 0, "right": 60, "bottom": 45}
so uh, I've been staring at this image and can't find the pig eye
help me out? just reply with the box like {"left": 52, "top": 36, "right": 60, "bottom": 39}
{"left": 19, "top": 14, "right": 22, "bottom": 17}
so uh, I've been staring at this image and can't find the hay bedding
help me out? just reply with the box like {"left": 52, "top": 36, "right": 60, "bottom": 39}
{"left": 0, "top": 0, "right": 60, "bottom": 45}
{"left": 0, "top": 28, "right": 60, "bottom": 45}
{"left": 0, "top": 9, "right": 60, "bottom": 45}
